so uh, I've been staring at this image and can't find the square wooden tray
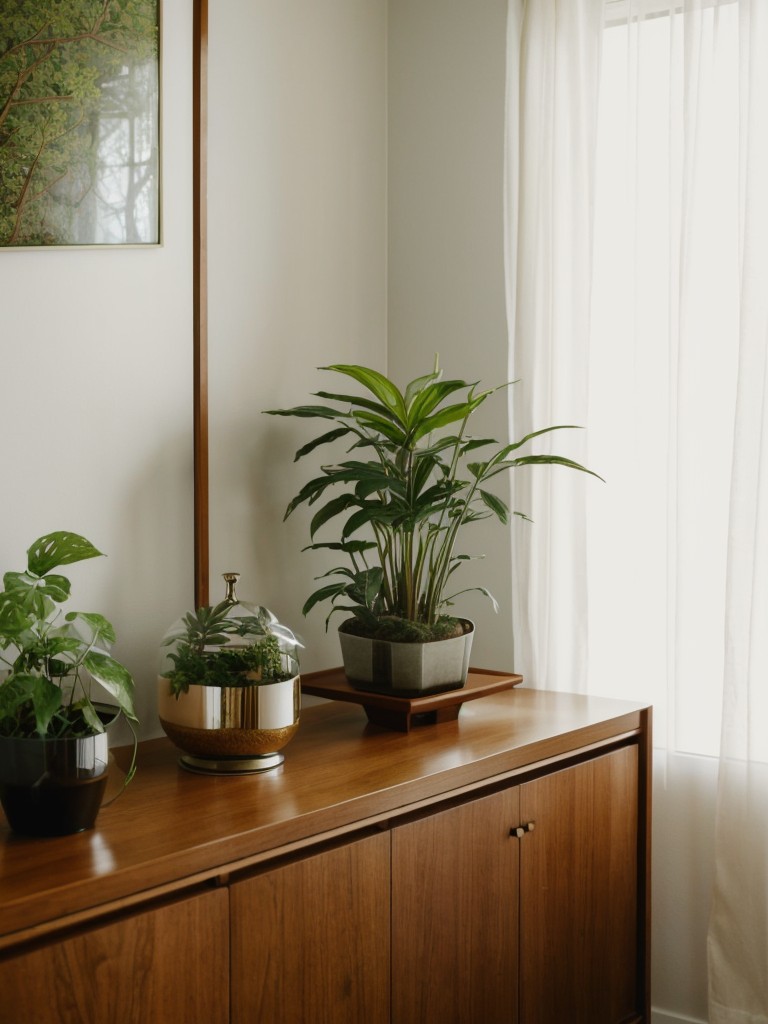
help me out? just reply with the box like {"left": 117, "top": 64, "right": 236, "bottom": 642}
{"left": 300, "top": 667, "right": 524, "bottom": 732}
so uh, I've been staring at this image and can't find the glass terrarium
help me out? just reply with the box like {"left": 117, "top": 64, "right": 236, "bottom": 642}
{"left": 157, "top": 573, "right": 302, "bottom": 775}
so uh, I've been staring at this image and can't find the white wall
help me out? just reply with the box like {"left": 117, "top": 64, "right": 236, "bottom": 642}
{"left": 206, "top": 0, "right": 388, "bottom": 670}
{"left": 0, "top": 0, "right": 388, "bottom": 710}
{"left": 387, "top": 0, "right": 513, "bottom": 672}
{"left": 0, "top": 0, "right": 194, "bottom": 742}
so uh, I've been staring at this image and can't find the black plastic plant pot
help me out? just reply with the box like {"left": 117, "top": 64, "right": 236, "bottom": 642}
{"left": 0, "top": 707, "right": 119, "bottom": 838}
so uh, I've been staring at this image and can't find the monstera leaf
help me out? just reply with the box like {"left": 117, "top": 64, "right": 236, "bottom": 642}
{"left": 26, "top": 532, "right": 103, "bottom": 577}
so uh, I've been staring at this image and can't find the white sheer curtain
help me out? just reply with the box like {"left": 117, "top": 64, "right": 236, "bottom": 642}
{"left": 707, "top": 0, "right": 768, "bottom": 1018}
{"left": 504, "top": 0, "right": 605, "bottom": 693}
{"left": 506, "top": 0, "right": 768, "bottom": 1019}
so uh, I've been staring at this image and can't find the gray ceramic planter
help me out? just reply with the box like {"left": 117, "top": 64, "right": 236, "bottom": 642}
{"left": 338, "top": 620, "right": 474, "bottom": 698}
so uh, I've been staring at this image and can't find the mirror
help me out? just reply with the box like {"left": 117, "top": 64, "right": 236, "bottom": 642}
{"left": 196, "top": 0, "right": 513, "bottom": 674}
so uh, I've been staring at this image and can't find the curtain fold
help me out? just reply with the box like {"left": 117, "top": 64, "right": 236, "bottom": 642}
{"left": 507, "top": 0, "right": 768, "bottom": 1018}
{"left": 708, "top": 0, "right": 768, "bottom": 1018}
{"left": 504, "top": 0, "right": 604, "bottom": 692}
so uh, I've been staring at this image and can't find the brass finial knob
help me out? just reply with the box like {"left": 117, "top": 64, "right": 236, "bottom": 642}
{"left": 222, "top": 572, "right": 240, "bottom": 603}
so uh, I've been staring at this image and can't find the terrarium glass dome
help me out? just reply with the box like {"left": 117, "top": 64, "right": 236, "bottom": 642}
{"left": 158, "top": 573, "right": 301, "bottom": 682}
{"left": 157, "top": 573, "right": 303, "bottom": 775}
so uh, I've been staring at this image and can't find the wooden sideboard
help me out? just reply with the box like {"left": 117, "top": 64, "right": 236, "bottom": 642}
{"left": 0, "top": 673, "right": 651, "bottom": 1024}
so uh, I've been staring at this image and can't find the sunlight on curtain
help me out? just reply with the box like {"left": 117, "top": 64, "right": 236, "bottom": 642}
{"left": 576, "top": 0, "right": 768, "bottom": 1019}
{"left": 588, "top": 2, "right": 740, "bottom": 757}
{"left": 707, "top": 0, "right": 768, "bottom": 1018}
{"left": 504, "top": 0, "right": 605, "bottom": 694}
{"left": 508, "top": 1, "right": 768, "bottom": 1016}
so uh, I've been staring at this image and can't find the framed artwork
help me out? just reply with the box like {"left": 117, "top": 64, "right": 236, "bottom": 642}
{"left": 0, "top": 0, "right": 160, "bottom": 248}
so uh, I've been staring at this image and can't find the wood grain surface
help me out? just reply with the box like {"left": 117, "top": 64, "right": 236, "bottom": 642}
{"left": 0, "top": 887, "right": 228, "bottom": 1024}
{"left": 1, "top": 679, "right": 648, "bottom": 946}
{"left": 231, "top": 832, "right": 390, "bottom": 1024}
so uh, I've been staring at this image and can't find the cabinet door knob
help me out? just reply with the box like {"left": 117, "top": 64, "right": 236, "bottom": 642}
{"left": 509, "top": 822, "right": 536, "bottom": 838}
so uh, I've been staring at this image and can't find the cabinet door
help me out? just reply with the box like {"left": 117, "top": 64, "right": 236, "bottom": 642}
{"left": 0, "top": 887, "right": 229, "bottom": 1024}
{"left": 231, "top": 831, "right": 390, "bottom": 1024}
{"left": 519, "top": 745, "right": 640, "bottom": 1024}
{"left": 392, "top": 787, "right": 520, "bottom": 1024}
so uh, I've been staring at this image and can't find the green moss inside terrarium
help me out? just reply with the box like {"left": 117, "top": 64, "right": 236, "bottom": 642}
{"left": 166, "top": 633, "right": 291, "bottom": 696}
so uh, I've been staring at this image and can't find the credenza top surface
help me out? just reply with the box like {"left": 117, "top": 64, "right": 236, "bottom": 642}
{"left": 0, "top": 673, "right": 650, "bottom": 942}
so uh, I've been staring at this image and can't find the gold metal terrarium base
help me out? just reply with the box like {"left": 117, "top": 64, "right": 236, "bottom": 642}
{"left": 178, "top": 751, "right": 285, "bottom": 775}
{"left": 157, "top": 674, "right": 301, "bottom": 776}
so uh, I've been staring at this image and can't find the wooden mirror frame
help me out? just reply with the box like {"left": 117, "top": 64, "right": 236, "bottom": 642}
{"left": 193, "top": 0, "right": 209, "bottom": 608}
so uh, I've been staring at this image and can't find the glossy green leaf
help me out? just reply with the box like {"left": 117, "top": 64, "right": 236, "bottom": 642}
{"left": 2, "top": 572, "right": 56, "bottom": 619}
{"left": 511, "top": 454, "right": 605, "bottom": 481}
{"left": 0, "top": 591, "right": 32, "bottom": 638}
{"left": 4, "top": 572, "right": 72, "bottom": 605}
{"left": 302, "top": 582, "right": 350, "bottom": 617}
{"left": 84, "top": 652, "right": 137, "bottom": 721}
{"left": 492, "top": 424, "right": 582, "bottom": 461}
{"left": 63, "top": 611, "right": 117, "bottom": 646}
{"left": 322, "top": 365, "right": 408, "bottom": 423}
{"left": 410, "top": 393, "right": 492, "bottom": 443}
{"left": 27, "top": 532, "right": 103, "bottom": 577}
{"left": 309, "top": 494, "right": 359, "bottom": 538}
{"left": 479, "top": 490, "right": 510, "bottom": 523}
{"left": 407, "top": 379, "right": 472, "bottom": 426}
{"left": 313, "top": 391, "right": 397, "bottom": 418}
{"left": 6, "top": 672, "right": 63, "bottom": 736}
{"left": 354, "top": 474, "right": 406, "bottom": 501}
{"left": 78, "top": 700, "right": 106, "bottom": 734}
{"left": 460, "top": 437, "right": 496, "bottom": 454}
{"left": 43, "top": 636, "right": 83, "bottom": 659}
{"left": 284, "top": 475, "right": 339, "bottom": 518}
{"left": 294, "top": 427, "right": 351, "bottom": 462}
{"left": 357, "top": 567, "right": 384, "bottom": 607}
{"left": 303, "top": 540, "right": 377, "bottom": 554}
{"left": 404, "top": 369, "right": 441, "bottom": 410}
{"left": 341, "top": 505, "right": 390, "bottom": 538}
{"left": 348, "top": 606, "right": 380, "bottom": 630}
{"left": 264, "top": 404, "right": 344, "bottom": 420}
{"left": 353, "top": 410, "right": 408, "bottom": 444}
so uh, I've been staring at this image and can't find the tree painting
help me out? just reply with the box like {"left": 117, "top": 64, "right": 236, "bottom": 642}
{"left": 0, "top": 0, "right": 159, "bottom": 247}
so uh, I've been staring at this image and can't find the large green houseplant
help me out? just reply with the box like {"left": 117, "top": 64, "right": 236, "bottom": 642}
{"left": 266, "top": 362, "right": 600, "bottom": 696}
{"left": 0, "top": 532, "right": 138, "bottom": 836}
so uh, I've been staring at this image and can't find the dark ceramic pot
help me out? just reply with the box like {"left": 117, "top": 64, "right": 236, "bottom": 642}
{"left": 0, "top": 705, "right": 119, "bottom": 837}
